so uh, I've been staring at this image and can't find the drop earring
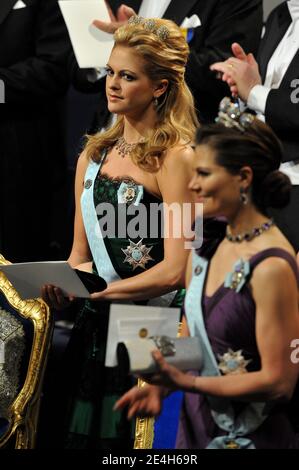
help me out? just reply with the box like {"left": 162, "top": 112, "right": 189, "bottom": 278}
{"left": 240, "top": 187, "right": 249, "bottom": 205}
{"left": 153, "top": 97, "right": 159, "bottom": 108}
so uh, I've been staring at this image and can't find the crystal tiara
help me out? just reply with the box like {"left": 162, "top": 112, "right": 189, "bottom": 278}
{"left": 127, "top": 16, "right": 170, "bottom": 40}
{"left": 216, "top": 97, "right": 255, "bottom": 132}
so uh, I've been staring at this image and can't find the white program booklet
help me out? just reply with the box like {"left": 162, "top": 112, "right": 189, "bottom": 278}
{"left": 105, "top": 304, "right": 180, "bottom": 367}
{"left": 0, "top": 261, "right": 90, "bottom": 300}
{"left": 58, "top": 0, "right": 115, "bottom": 68}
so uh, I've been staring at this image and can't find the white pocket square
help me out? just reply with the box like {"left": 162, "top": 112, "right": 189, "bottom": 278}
{"left": 181, "top": 14, "right": 201, "bottom": 29}
{"left": 13, "top": 0, "right": 26, "bottom": 10}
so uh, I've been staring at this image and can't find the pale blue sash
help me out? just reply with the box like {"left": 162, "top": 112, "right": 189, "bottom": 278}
{"left": 81, "top": 153, "right": 120, "bottom": 284}
{"left": 81, "top": 155, "right": 176, "bottom": 306}
{"left": 184, "top": 250, "right": 268, "bottom": 449}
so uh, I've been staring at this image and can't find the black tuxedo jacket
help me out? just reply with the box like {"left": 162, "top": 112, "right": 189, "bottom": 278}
{"left": 0, "top": 0, "right": 71, "bottom": 261}
{"left": 88, "top": 0, "right": 263, "bottom": 128}
{"left": 0, "top": 0, "right": 70, "bottom": 103}
{"left": 258, "top": 1, "right": 299, "bottom": 163}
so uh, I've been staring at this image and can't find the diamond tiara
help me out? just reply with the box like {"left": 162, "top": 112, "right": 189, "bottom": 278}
{"left": 127, "top": 16, "right": 170, "bottom": 40}
{"left": 216, "top": 97, "right": 255, "bottom": 132}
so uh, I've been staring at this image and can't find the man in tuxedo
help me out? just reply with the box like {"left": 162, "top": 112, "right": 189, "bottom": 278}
{"left": 211, "top": 0, "right": 299, "bottom": 251}
{"left": 90, "top": 0, "right": 263, "bottom": 128}
{"left": 0, "top": 0, "right": 71, "bottom": 262}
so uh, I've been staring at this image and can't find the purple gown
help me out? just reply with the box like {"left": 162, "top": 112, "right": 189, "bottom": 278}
{"left": 176, "top": 222, "right": 299, "bottom": 449}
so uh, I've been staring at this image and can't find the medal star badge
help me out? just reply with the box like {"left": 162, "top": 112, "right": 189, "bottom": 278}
{"left": 218, "top": 349, "right": 251, "bottom": 375}
{"left": 122, "top": 239, "right": 154, "bottom": 270}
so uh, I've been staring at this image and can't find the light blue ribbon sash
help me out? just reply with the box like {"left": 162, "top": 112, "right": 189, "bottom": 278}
{"left": 184, "top": 250, "right": 268, "bottom": 449}
{"left": 81, "top": 154, "right": 121, "bottom": 284}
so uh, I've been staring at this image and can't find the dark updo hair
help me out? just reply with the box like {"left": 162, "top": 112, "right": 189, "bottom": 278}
{"left": 195, "top": 119, "right": 291, "bottom": 214}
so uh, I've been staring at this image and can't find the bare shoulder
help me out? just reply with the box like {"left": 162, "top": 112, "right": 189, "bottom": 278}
{"left": 155, "top": 144, "right": 194, "bottom": 201}
{"left": 75, "top": 150, "right": 92, "bottom": 187}
{"left": 252, "top": 254, "right": 297, "bottom": 289}
{"left": 76, "top": 150, "right": 90, "bottom": 174}
{"left": 157, "top": 144, "right": 194, "bottom": 181}
{"left": 163, "top": 144, "right": 194, "bottom": 168}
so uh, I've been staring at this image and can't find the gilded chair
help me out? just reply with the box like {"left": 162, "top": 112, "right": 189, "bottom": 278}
{"left": 0, "top": 254, "right": 53, "bottom": 449}
{"left": 134, "top": 323, "right": 183, "bottom": 449}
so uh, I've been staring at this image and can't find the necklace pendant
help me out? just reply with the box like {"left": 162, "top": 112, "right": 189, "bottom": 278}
{"left": 115, "top": 136, "right": 142, "bottom": 158}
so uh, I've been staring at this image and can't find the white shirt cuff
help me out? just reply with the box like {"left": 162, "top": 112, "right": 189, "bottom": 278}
{"left": 247, "top": 85, "right": 271, "bottom": 115}
{"left": 85, "top": 67, "right": 107, "bottom": 83}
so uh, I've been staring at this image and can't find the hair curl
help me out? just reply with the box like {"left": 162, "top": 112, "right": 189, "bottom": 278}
{"left": 85, "top": 18, "right": 199, "bottom": 172}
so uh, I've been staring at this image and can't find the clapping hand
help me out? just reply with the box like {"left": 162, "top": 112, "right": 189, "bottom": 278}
{"left": 210, "top": 42, "right": 262, "bottom": 101}
{"left": 93, "top": 1, "right": 136, "bottom": 34}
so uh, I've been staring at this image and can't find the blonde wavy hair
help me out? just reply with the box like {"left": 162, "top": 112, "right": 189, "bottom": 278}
{"left": 85, "top": 18, "right": 199, "bottom": 172}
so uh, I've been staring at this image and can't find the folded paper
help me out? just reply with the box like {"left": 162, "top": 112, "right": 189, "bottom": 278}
{"left": 0, "top": 262, "right": 90, "bottom": 299}
{"left": 105, "top": 304, "right": 180, "bottom": 367}
{"left": 58, "top": 0, "right": 115, "bottom": 68}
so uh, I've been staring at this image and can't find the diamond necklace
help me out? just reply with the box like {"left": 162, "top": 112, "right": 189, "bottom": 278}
{"left": 226, "top": 219, "right": 275, "bottom": 243}
{"left": 115, "top": 136, "right": 142, "bottom": 158}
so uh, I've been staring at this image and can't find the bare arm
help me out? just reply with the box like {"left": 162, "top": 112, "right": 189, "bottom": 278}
{"left": 67, "top": 152, "right": 92, "bottom": 268}
{"left": 180, "top": 252, "right": 193, "bottom": 337}
{"left": 91, "top": 146, "right": 195, "bottom": 301}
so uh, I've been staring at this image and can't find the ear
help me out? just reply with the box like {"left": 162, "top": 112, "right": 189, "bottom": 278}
{"left": 238, "top": 166, "right": 253, "bottom": 189}
{"left": 153, "top": 79, "right": 169, "bottom": 99}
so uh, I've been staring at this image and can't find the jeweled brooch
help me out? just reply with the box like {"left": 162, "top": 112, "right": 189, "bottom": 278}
{"left": 122, "top": 239, "right": 154, "bottom": 270}
{"left": 117, "top": 181, "right": 143, "bottom": 205}
{"left": 224, "top": 258, "right": 250, "bottom": 293}
{"left": 218, "top": 349, "right": 251, "bottom": 375}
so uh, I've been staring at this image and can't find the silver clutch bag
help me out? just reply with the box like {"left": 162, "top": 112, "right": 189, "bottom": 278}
{"left": 117, "top": 335, "right": 202, "bottom": 375}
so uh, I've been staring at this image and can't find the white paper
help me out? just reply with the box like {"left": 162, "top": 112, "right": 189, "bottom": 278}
{"left": 105, "top": 304, "right": 180, "bottom": 367}
{"left": 58, "top": 0, "right": 115, "bottom": 68}
{"left": 0, "top": 261, "right": 90, "bottom": 300}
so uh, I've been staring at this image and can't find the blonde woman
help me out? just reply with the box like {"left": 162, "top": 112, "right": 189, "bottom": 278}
{"left": 42, "top": 17, "right": 198, "bottom": 449}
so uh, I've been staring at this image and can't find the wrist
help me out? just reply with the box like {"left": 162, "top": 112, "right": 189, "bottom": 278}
{"left": 187, "top": 374, "right": 198, "bottom": 393}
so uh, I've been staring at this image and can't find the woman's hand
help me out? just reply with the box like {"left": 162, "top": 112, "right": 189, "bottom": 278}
{"left": 93, "top": 1, "right": 136, "bottom": 34}
{"left": 114, "top": 383, "right": 165, "bottom": 419}
{"left": 41, "top": 285, "right": 75, "bottom": 310}
{"left": 141, "top": 350, "right": 196, "bottom": 392}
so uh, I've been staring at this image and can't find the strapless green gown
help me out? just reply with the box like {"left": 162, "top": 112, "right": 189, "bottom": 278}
{"left": 60, "top": 166, "right": 184, "bottom": 449}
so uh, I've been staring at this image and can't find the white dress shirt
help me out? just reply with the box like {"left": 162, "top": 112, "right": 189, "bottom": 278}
{"left": 247, "top": 1, "right": 299, "bottom": 184}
